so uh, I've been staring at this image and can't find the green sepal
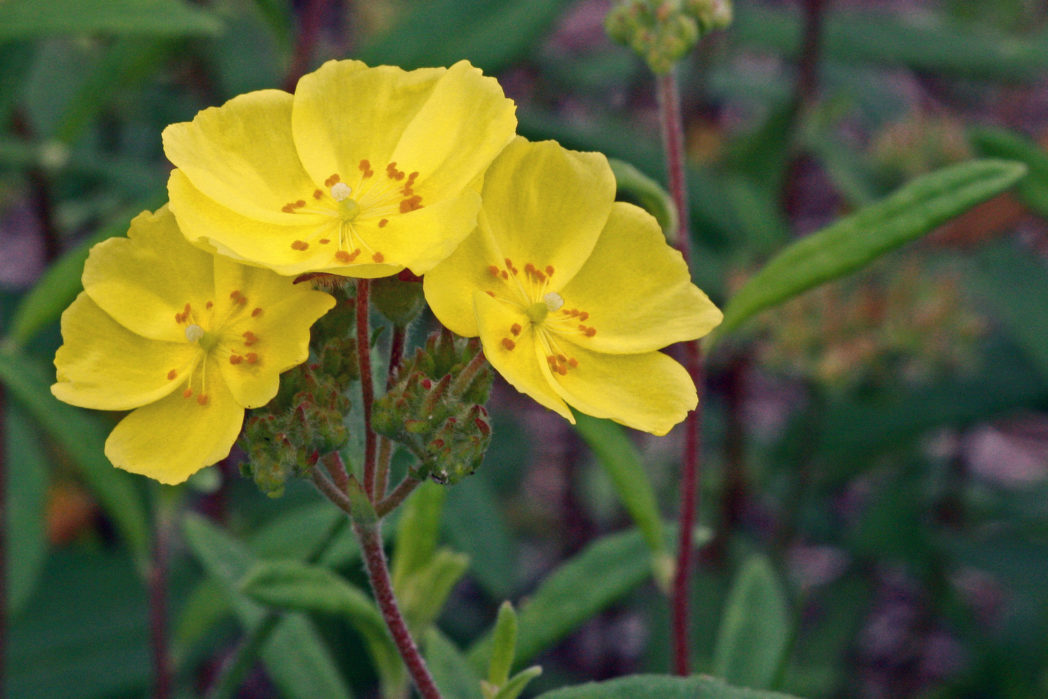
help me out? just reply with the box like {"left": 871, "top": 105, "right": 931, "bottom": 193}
{"left": 487, "top": 601, "right": 518, "bottom": 688}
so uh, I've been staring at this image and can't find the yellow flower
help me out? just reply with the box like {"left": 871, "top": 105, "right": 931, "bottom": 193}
{"left": 162, "top": 59, "right": 517, "bottom": 278}
{"left": 51, "top": 207, "right": 335, "bottom": 484}
{"left": 424, "top": 139, "right": 723, "bottom": 435}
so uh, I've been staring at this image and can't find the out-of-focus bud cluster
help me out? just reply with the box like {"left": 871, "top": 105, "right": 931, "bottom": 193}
{"left": 372, "top": 270, "right": 426, "bottom": 328}
{"left": 605, "top": 0, "right": 732, "bottom": 74}
{"left": 239, "top": 288, "right": 359, "bottom": 497}
{"left": 373, "top": 330, "right": 493, "bottom": 485}
{"left": 871, "top": 111, "right": 971, "bottom": 187}
{"left": 736, "top": 256, "right": 986, "bottom": 392}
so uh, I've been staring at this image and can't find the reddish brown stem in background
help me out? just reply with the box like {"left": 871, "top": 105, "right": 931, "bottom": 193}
{"left": 387, "top": 326, "right": 406, "bottom": 390}
{"left": 149, "top": 509, "right": 172, "bottom": 699}
{"left": 282, "top": 0, "right": 333, "bottom": 91}
{"left": 356, "top": 521, "right": 441, "bottom": 699}
{"left": 657, "top": 67, "right": 705, "bottom": 677}
{"left": 375, "top": 476, "right": 422, "bottom": 518}
{"left": 0, "top": 385, "right": 6, "bottom": 698}
{"left": 356, "top": 280, "right": 378, "bottom": 500}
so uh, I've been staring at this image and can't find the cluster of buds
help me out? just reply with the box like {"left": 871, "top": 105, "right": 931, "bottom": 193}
{"left": 605, "top": 0, "right": 733, "bottom": 74}
{"left": 373, "top": 330, "right": 493, "bottom": 485}
{"left": 239, "top": 287, "right": 359, "bottom": 496}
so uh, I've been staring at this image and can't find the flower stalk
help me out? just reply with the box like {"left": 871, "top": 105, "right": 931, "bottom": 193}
{"left": 356, "top": 281, "right": 378, "bottom": 499}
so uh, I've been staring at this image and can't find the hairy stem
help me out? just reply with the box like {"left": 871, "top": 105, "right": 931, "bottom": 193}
{"left": 355, "top": 521, "right": 441, "bottom": 699}
{"left": 376, "top": 476, "right": 423, "bottom": 519}
{"left": 313, "top": 468, "right": 353, "bottom": 517}
{"left": 657, "top": 67, "right": 705, "bottom": 677}
{"left": 356, "top": 280, "right": 378, "bottom": 500}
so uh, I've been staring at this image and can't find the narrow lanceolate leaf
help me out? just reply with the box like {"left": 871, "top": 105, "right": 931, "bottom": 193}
{"left": 716, "top": 159, "right": 1027, "bottom": 337}
{"left": 392, "top": 480, "right": 447, "bottom": 591}
{"left": 426, "top": 629, "right": 484, "bottom": 699}
{"left": 0, "top": 347, "right": 149, "bottom": 564}
{"left": 536, "top": 674, "right": 799, "bottom": 698}
{"left": 467, "top": 528, "right": 654, "bottom": 673}
{"left": 4, "top": 403, "right": 49, "bottom": 617}
{"left": 608, "top": 158, "right": 677, "bottom": 241}
{"left": 240, "top": 559, "right": 402, "bottom": 690}
{"left": 713, "top": 556, "right": 791, "bottom": 690}
{"left": 0, "top": 0, "right": 222, "bottom": 41}
{"left": 182, "top": 514, "right": 353, "bottom": 699}
{"left": 573, "top": 414, "right": 666, "bottom": 558}
{"left": 969, "top": 127, "right": 1048, "bottom": 218}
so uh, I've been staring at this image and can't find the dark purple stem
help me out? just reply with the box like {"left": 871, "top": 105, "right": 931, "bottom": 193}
{"left": 281, "top": 0, "right": 333, "bottom": 92}
{"left": 355, "top": 521, "right": 441, "bottom": 698}
{"left": 356, "top": 280, "right": 377, "bottom": 501}
{"left": 0, "top": 385, "right": 6, "bottom": 697}
{"left": 149, "top": 507, "right": 172, "bottom": 699}
{"left": 657, "top": 67, "right": 705, "bottom": 677}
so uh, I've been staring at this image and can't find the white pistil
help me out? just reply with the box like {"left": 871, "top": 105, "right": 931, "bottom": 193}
{"left": 185, "top": 324, "right": 205, "bottom": 343}
{"left": 330, "top": 182, "right": 352, "bottom": 201}
{"left": 543, "top": 292, "right": 565, "bottom": 312}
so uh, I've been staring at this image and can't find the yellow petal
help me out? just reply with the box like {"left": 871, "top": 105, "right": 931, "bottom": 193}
{"left": 548, "top": 343, "right": 697, "bottom": 436}
{"left": 292, "top": 60, "right": 446, "bottom": 189}
{"left": 104, "top": 356, "right": 244, "bottom": 484}
{"left": 163, "top": 89, "right": 317, "bottom": 223}
{"left": 82, "top": 207, "right": 215, "bottom": 343}
{"left": 479, "top": 138, "right": 615, "bottom": 287}
{"left": 213, "top": 257, "right": 335, "bottom": 407}
{"left": 389, "top": 60, "right": 516, "bottom": 202}
{"left": 558, "top": 202, "right": 723, "bottom": 353}
{"left": 423, "top": 209, "right": 504, "bottom": 338}
{"left": 52, "top": 292, "right": 199, "bottom": 411}
{"left": 168, "top": 169, "right": 334, "bottom": 276}
{"left": 474, "top": 291, "right": 572, "bottom": 421}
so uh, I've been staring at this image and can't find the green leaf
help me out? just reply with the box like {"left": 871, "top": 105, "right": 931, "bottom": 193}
{"left": 4, "top": 402, "right": 49, "bottom": 617}
{"left": 573, "top": 414, "right": 666, "bottom": 558}
{"left": 392, "top": 480, "right": 446, "bottom": 591}
{"left": 444, "top": 474, "right": 518, "bottom": 598}
{"left": 0, "top": 346, "right": 149, "bottom": 564}
{"left": 715, "top": 159, "right": 1027, "bottom": 338}
{"left": 426, "top": 628, "right": 484, "bottom": 699}
{"left": 492, "top": 666, "right": 543, "bottom": 699}
{"left": 0, "top": 0, "right": 222, "bottom": 40}
{"left": 970, "top": 243, "right": 1048, "bottom": 381}
{"left": 733, "top": 6, "right": 1048, "bottom": 83}
{"left": 240, "top": 559, "right": 402, "bottom": 690}
{"left": 360, "top": 0, "right": 571, "bottom": 74}
{"left": 399, "top": 548, "right": 470, "bottom": 632}
{"left": 713, "top": 556, "right": 791, "bottom": 690}
{"left": 536, "top": 674, "right": 799, "bottom": 698}
{"left": 969, "top": 127, "right": 1048, "bottom": 218}
{"left": 6, "top": 192, "right": 165, "bottom": 348}
{"left": 468, "top": 527, "right": 656, "bottom": 672}
{"left": 608, "top": 158, "right": 677, "bottom": 240}
{"left": 182, "top": 513, "right": 353, "bottom": 699}
{"left": 488, "top": 601, "right": 518, "bottom": 687}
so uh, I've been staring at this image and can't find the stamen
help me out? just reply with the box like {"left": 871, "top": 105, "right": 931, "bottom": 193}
{"left": 230, "top": 354, "right": 243, "bottom": 365}
{"left": 291, "top": 240, "right": 309, "bottom": 251}
{"left": 501, "top": 338, "right": 516, "bottom": 350}
{"left": 251, "top": 307, "right": 263, "bottom": 317}
{"left": 359, "top": 159, "right": 374, "bottom": 178}
{"left": 399, "top": 195, "right": 423, "bottom": 213}
{"left": 510, "top": 323, "right": 522, "bottom": 336}
{"left": 313, "top": 189, "right": 324, "bottom": 199}
{"left": 543, "top": 292, "right": 564, "bottom": 312}
{"left": 167, "top": 369, "right": 178, "bottom": 380}
{"left": 245, "top": 353, "right": 259, "bottom": 364}
{"left": 330, "top": 181, "right": 352, "bottom": 201}
{"left": 242, "top": 331, "right": 258, "bottom": 346}
{"left": 324, "top": 174, "right": 341, "bottom": 187}
{"left": 183, "top": 388, "right": 193, "bottom": 398}
{"left": 185, "top": 324, "right": 205, "bottom": 343}
{"left": 379, "top": 219, "right": 389, "bottom": 228}
{"left": 488, "top": 265, "right": 500, "bottom": 277}
{"left": 196, "top": 394, "right": 209, "bottom": 405}
{"left": 319, "top": 238, "right": 330, "bottom": 244}
{"left": 372, "top": 252, "right": 385, "bottom": 263}
{"left": 546, "top": 265, "right": 555, "bottom": 276}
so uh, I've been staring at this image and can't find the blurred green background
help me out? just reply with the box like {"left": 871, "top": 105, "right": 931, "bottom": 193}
{"left": 2, "top": 0, "right": 1048, "bottom": 697}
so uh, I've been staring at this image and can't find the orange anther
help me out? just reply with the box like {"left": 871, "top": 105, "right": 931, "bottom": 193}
{"left": 325, "top": 174, "right": 340, "bottom": 187}
{"left": 313, "top": 189, "right": 324, "bottom": 199}
{"left": 486, "top": 290, "right": 496, "bottom": 297}
{"left": 206, "top": 301, "right": 213, "bottom": 309}
{"left": 242, "top": 331, "right": 258, "bottom": 346}
{"left": 295, "top": 199, "right": 306, "bottom": 208}
{"left": 359, "top": 159, "right": 371, "bottom": 172}
{"left": 500, "top": 270, "right": 509, "bottom": 280}
{"left": 379, "top": 218, "right": 389, "bottom": 228}
{"left": 167, "top": 369, "right": 178, "bottom": 380}
{"left": 501, "top": 338, "right": 516, "bottom": 350}
{"left": 557, "top": 354, "right": 567, "bottom": 363}
{"left": 197, "top": 394, "right": 209, "bottom": 405}
{"left": 230, "top": 290, "right": 241, "bottom": 299}
{"left": 510, "top": 323, "right": 522, "bottom": 336}
{"left": 291, "top": 240, "right": 309, "bottom": 251}
{"left": 568, "top": 358, "right": 579, "bottom": 368}
{"left": 488, "top": 265, "right": 500, "bottom": 277}
{"left": 229, "top": 354, "right": 243, "bottom": 365}
{"left": 183, "top": 388, "right": 193, "bottom": 398}
{"left": 372, "top": 252, "right": 385, "bottom": 263}
{"left": 246, "top": 353, "right": 259, "bottom": 364}
{"left": 335, "top": 250, "right": 352, "bottom": 263}
{"left": 281, "top": 204, "right": 295, "bottom": 213}
{"left": 237, "top": 295, "right": 248, "bottom": 305}
{"left": 251, "top": 307, "right": 263, "bottom": 317}
{"left": 546, "top": 265, "right": 555, "bottom": 276}
{"left": 399, "top": 195, "right": 422, "bottom": 213}
{"left": 578, "top": 311, "right": 589, "bottom": 321}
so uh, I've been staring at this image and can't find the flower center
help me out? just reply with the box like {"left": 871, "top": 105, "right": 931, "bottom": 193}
{"left": 185, "top": 323, "right": 220, "bottom": 351}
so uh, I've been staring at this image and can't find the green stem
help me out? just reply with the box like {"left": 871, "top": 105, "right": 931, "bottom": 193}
{"left": 657, "top": 66, "right": 705, "bottom": 677}
{"left": 355, "top": 520, "right": 442, "bottom": 698}
{"left": 448, "top": 342, "right": 487, "bottom": 399}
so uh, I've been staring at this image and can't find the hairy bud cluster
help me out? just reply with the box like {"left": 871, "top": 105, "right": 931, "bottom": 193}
{"left": 373, "top": 330, "right": 493, "bottom": 485}
{"left": 605, "top": 0, "right": 732, "bottom": 74}
{"left": 239, "top": 290, "right": 359, "bottom": 496}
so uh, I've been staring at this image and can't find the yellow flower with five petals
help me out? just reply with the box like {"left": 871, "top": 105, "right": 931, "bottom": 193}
{"left": 424, "top": 138, "right": 723, "bottom": 435}
{"left": 163, "top": 59, "right": 517, "bottom": 278}
{"left": 51, "top": 207, "right": 335, "bottom": 484}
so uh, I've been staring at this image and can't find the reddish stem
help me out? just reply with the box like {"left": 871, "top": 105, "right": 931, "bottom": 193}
{"left": 375, "top": 476, "right": 422, "bottom": 518}
{"left": 387, "top": 325, "right": 406, "bottom": 390}
{"left": 355, "top": 521, "right": 441, "bottom": 698}
{"left": 0, "top": 385, "right": 6, "bottom": 697}
{"left": 282, "top": 0, "right": 333, "bottom": 92}
{"left": 149, "top": 509, "right": 172, "bottom": 699}
{"left": 356, "top": 280, "right": 377, "bottom": 500}
{"left": 657, "top": 67, "right": 705, "bottom": 677}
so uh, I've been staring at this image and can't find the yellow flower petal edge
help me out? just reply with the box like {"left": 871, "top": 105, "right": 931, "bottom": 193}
{"left": 52, "top": 206, "right": 335, "bottom": 484}
{"left": 424, "top": 138, "right": 722, "bottom": 434}
{"left": 164, "top": 59, "right": 517, "bottom": 278}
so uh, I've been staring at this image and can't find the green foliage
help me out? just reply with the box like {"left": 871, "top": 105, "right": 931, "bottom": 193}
{"left": 0, "top": 0, "right": 222, "bottom": 40}
{"left": 716, "top": 159, "right": 1026, "bottom": 337}
{"left": 3, "top": 403, "right": 48, "bottom": 617}
{"left": 536, "top": 674, "right": 798, "bottom": 698}
{"left": 713, "top": 555, "right": 791, "bottom": 690}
